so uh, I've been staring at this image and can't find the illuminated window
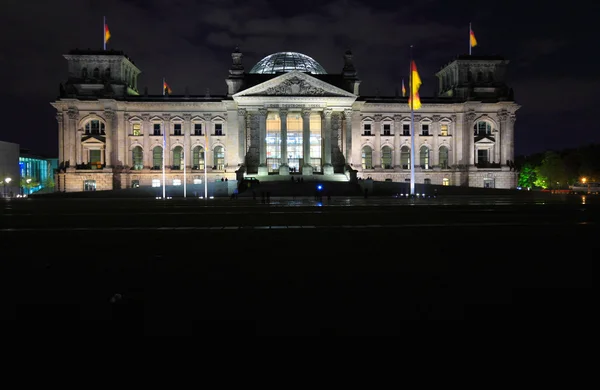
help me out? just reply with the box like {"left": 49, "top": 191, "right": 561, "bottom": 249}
{"left": 214, "top": 146, "right": 224, "bottom": 170}
{"left": 439, "top": 146, "right": 449, "bottom": 169}
{"left": 152, "top": 179, "right": 160, "bottom": 187}
{"left": 443, "top": 178, "right": 449, "bottom": 186}
{"left": 131, "top": 146, "right": 143, "bottom": 170}
{"left": 474, "top": 121, "right": 491, "bottom": 135}
{"left": 420, "top": 146, "right": 430, "bottom": 169}
{"left": 193, "top": 178, "right": 202, "bottom": 184}
{"left": 85, "top": 120, "right": 105, "bottom": 135}
{"left": 132, "top": 123, "right": 142, "bottom": 136}
{"left": 192, "top": 146, "right": 205, "bottom": 170}
{"left": 361, "top": 146, "right": 372, "bottom": 169}
{"left": 310, "top": 113, "right": 322, "bottom": 172}
{"left": 83, "top": 180, "right": 96, "bottom": 191}
{"left": 173, "top": 179, "right": 182, "bottom": 186}
{"left": 152, "top": 146, "right": 162, "bottom": 169}
{"left": 440, "top": 124, "right": 449, "bottom": 136}
{"left": 266, "top": 113, "right": 281, "bottom": 171}
{"left": 172, "top": 146, "right": 183, "bottom": 169}
{"left": 400, "top": 146, "right": 410, "bottom": 169}
{"left": 286, "top": 113, "right": 302, "bottom": 172}
{"left": 381, "top": 146, "right": 392, "bottom": 169}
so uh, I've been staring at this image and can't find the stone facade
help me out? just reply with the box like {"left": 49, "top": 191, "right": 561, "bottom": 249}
{"left": 51, "top": 49, "right": 519, "bottom": 192}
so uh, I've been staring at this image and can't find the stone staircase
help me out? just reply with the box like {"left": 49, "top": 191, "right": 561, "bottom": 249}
{"left": 238, "top": 175, "right": 362, "bottom": 197}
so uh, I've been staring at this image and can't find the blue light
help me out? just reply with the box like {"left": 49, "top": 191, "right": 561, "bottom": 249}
{"left": 317, "top": 185, "right": 322, "bottom": 191}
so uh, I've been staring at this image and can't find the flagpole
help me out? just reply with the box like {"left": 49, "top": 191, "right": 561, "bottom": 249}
{"left": 103, "top": 16, "right": 106, "bottom": 51}
{"left": 162, "top": 78, "right": 166, "bottom": 199}
{"left": 204, "top": 127, "right": 208, "bottom": 199}
{"left": 409, "top": 45, "right": 416, "bottom": 196}
{"left": 469, "top": 22, "right": 472, "bottom": 55}
{"left": 183, "top": 132, "right": 187, "bottom": 198}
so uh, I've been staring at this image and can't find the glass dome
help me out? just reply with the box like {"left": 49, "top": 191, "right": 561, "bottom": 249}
{"left": 249, "top": 52, "right": 327, "bottom": 75}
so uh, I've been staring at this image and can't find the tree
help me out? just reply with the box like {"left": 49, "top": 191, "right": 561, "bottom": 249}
{"left": 43, "top": 176, "right": 55, "bottom": 190}
{"left": 535, "top": 151, "right": 568, "bottom": 189}
{"left": 518, "top": 163, "right": 537, "bottom": 189}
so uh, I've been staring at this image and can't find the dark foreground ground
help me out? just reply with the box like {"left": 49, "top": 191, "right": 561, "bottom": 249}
{"left": 1, "top": 193, "right": 596, "bottom": 335}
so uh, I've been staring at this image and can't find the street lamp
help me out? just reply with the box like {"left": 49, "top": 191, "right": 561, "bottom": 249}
{"left": 4, "top": 177, "right": 12, "bottom": 198}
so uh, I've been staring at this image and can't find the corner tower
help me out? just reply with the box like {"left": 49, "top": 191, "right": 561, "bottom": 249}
{"left": 435, "top": 55, "right": 512, "bottom": 101}
{"left": 60, "top": 49, "right": 141, "bottom": 98}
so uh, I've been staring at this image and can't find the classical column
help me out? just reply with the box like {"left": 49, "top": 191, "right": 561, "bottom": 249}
{"left": 393, "top": 115, "right": 401, "bottom": 168}
{"left": 465, "top": 112, "right": 476, "bottom": 166}
{"left": 237, "top": 108, "right": 246, "bottom": 166}
{"left": 56, "top": 113, "right": 64, "bottom": 167}
{"left": 323, "top": 108, "right": 333, "bottom": 174}
{"left": 67, "top": 109, "right": 78, "bottom": 168}
{"left": 203, "top": 113, "right": 212, "bottom": 170}
{"left": 279, "top": 108, "right": 288, "bottom": 166}
{"left": 301, "top": 109, "right": 312, "bottom": 175}
{"left": 508, "top": 114, "right": 516, "bottom": 163}
{"left": 104, "top": 110, "right": 115, "bottom": 168}
{"left": 183, "top": 113, "right": 191, "bottom": 168}
{"left": 123, "top": 113, "right": 130, "bottom": 167}
{"left": 344, "top": 109, "right": 353, "bottom": 166}
{"left": 257, "top": 108, "right": 268, "bottom": 175}
{"left": 76, "top": 124, "right": 82, "bottom": 165}
{"left": 373, "top": 114, "right": 382, "bottom": 168}
{"left": 142, "top": 114, "right": 150, "bottom": 168}
{"left": 432, "top": 115, "right": 440, "bottom": 166}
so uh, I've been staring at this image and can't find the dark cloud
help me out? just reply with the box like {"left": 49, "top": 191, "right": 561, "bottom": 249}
{"left": 0, "top": 0, "right": 597, "bottom": 157}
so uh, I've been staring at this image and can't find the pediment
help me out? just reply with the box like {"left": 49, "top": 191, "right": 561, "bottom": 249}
{"left": 475, "top": 136, "right": 495, "bottom": 144}
{"left": 233, "top": 71, "right": 355, "bottom": 98}
{"left": 82, "top": 136, "right": 105, "bottom": 145}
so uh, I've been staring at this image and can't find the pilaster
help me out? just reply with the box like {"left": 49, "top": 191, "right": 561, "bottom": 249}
{"left": 104, "top": 109, "right": 115, "bottom": 168}
{"left": 465, "top": 111, "right": 476, "bottom": 166}
{"left": 279, "top": 108, "right": 289, "bottom": 169}
{"left": 257, "top": 108, "right": 268, "bottom": 175}
{"left": 67, "top": 108, "right": 78, "bottom": 167}
{"left": 344, "top": 109, "right": 353, "bottom": 165}
{"left": 203, "top": 113, "right": 213, "bottom": 171}
{"left": 323, "top": 108, "right": 333, "bottom": 174}
{"left": 432, "top": 115, "right": 440, "bottom": 166}
{"left": 142, "top": 113, "right": 150, "bottom": 168}
{"left": 373, "top": 114, "right": 382, "bottom": 168}
{"left": 301, "top": 109, "right": 313, "bottom": 175}
{"left": 237, "top": 108, "right": 246, "bottom": 165}
{"left": 56, "top": 113, "right": 64, "bottom": 167}
{"left": 163, "top": 114, "right": 171, "bottom": 167}
{"left": 183, "top": 113, "right": 191, "bottom": 168}
{"left": 393, "top": 115, "right": 401, "bottom": 167}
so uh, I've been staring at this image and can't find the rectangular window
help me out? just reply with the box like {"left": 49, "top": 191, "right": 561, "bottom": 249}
{"left": 174, "top": 123, "right": 182, "bottom": 136}
{"left": 193, "top": 178, "right": 202, "bottom": 184}
{"left": 477, "top": 149, "right": 489, "bottom": 165}
{"left": 443, "top": 178, "right": 449, "bottom": 186}
{"left": 421, "top": 124, "right": 429, "bottom": 136}
{"left": 194, "top": 123, "right": 202, "bottom": 135}
{"left": 440, "top": 124, "right": 449, "bottom": 136}
{"left": 363, "top": 123, "right": 371, "bottom": 136}
{"left": 403, "top": 124, "right": 410, "bottom": 136}
{"left": 215, "top": 123, "right": 223, "bottom": 136}
{"left": 152, "top": 179, "right": 161, "bottom": 187}
{"left": 383, "top": 124, "right": 391, "bottom": 136}
{"left": 173, "top": 179, "right": 182, "bottom": 186}
{"left": 132, "top": 123, "right": 142, "bottom": 136}
{"left": 153, "top": 123, "right": 161, "bottom": 136}
{"left": 83, "top": 180, "right": 96, "bottom": 191}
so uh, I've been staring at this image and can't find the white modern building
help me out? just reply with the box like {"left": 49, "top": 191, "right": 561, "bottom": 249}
{"left": 52, "top": 48, "right": 519, "bottom": 192}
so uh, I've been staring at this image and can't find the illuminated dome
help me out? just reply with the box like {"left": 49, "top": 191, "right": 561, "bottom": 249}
{"left": 249, "top": 52, "right": 327, "bottom": 75}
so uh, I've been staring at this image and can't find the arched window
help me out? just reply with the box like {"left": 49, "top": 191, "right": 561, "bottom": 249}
{"left": 487, "top": 71, "right": 494, "bottom": 81}
{"left": 192, "top": 146, "right": 205, "bottom": 170}
{"left": 131, "top": 146, "right": 143, "bottom": 170}
{"left": 152, "top": 146, "right": 162, "bottom": 169}
{"left": 93, "top": 68, "right": 100, "bottom": 79}
{"left": 400, "top": 146, "right": 410, "bottom": 169}
{"left": 381, "top": 146, "right": 392, "bottom": 169}
{"left": 105, "top": 68, "right": 111, "bottom": 79}
{"left": 477, "top": 71, "right": 483, "bottom": 82}
{"left": 474, "top": 121, "right": 492, "bottom": 135}
{"left": 439, "top": 146, "right": 449, "bottom": 169}
{"left": 361, "top": 146, "right": 372, "bottom": 169}
{"left": 84, "top": 120, "right": 105, "bottom": 135}
{"left": 81, "top": 68, "right": 88, "bottom": 78}
{"left": 214, "top": 146, "right": 224, "bottom": 170}
{"left": 420, "top": 146, "right": 430, "bottom": 169}
{"left": 172, "top": 146, "right": 183, "bottom": 170}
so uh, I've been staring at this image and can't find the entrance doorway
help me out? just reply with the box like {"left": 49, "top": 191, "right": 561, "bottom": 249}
{"left": 288, "top": 158, "right": 300, "bottom": 173}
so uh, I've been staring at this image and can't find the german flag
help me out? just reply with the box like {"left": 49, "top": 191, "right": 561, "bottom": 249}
{"left": 408, "top": 60, "right": 421, "bottom": 110}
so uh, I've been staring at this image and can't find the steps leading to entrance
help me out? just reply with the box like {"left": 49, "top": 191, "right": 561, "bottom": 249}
{"left": 244, "top": 173, "right": 350, "bottom": 182}
{"left": 238, "top": 178, "right": 362, "bottom": 197}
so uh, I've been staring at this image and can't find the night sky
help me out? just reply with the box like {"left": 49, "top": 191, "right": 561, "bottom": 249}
{"left": 1, "top": 0, "right": 596, "bottom": 158}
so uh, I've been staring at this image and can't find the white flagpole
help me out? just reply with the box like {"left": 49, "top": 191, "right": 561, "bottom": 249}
{"left": 183, "top": 132, "right": 187, "bottom": 198}
{"left": 204, "top": 126, "right": 208, "bottom": 199}
{"left": 469, "top": 22, "right": 472, "bottom": 55}
{"left": 103, "top": 16, "right": 106, "bottom": 51}
{"left": 162, "top": 78, "right": 166, "bottom": 199}
{"left": 409, "top": 45, "right": 415, "bottom": 196}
